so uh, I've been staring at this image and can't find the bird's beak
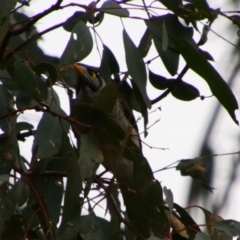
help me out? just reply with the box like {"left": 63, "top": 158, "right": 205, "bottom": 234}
{"left": 73, "top": 64, "right": 85, "bottom": 76}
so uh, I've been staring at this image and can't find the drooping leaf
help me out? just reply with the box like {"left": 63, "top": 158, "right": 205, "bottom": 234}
{"left": 123, "top": 29, "right": 151, "bottom": 108}
{"left": 101, "top": 0, "right": 129, "bottom": 17}
{"left": 145, "top": 16, "right": 184, "bottom": 75}
{"left": 59, "top": 135, "right": 82, "bottom": 229}
{"left": 100, "top": 44, "right": 120, "bottom": 83}
{"left": 60, "top": 21, "right": 93, "bottom": 64}
{"left": 32, "top": 109, "right": 70, "bottom": 159}
{"left": 138, "top": 28, "right": 152, "bottom": 58}
{"left": 172, "top": 39, "right": 238, "bottom": 124}
{"left": 171, "top": 81, "right": 200, "bottom": 101}
{"left": 162, "top": 20, "right": 168, "bottom": 51}
{"left": 149, "top": 69, "right": 174, "bottom": 90}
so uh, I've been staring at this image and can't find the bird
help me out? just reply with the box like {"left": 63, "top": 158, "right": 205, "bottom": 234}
{"left": 72, "top": 63, "right": 141, "bottom": 186}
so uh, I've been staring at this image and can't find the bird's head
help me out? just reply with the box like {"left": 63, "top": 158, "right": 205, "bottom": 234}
{"left": 73, "top": 63, "right": 106, "bottom": 103}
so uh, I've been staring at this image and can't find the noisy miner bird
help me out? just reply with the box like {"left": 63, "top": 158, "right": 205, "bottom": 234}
{"left": 72, "top": 63, "right": 141, "bottom": 186}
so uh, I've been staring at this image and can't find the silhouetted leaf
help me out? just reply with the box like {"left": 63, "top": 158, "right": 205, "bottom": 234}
{"left": 138, "top": 28, "right": 152, "bottom": 58}
{"left": 100, "top": 44, "right": 120, "bottom": 83}
{"left": 172, "top": 39, "right": 238, "bottom": 124}
{"left": 149, "top": 69, "right": 174, "bottom": 90}
{"left": 171, "top": 81, "right": 200, "bottom": 101}
{"left": 60, "top": 21, "right": 93, "bottom": 64}
{"left": 146, "top": 15, "right": 186, "bottom": 75}
{"left": 123, "top": 29, "right": 151, "bottom": 108}
{"left": 162, "top": 20, "right": 168, "bottom": 51}
{"left": 101, "top": 1, "right": 129, "bottom": 17}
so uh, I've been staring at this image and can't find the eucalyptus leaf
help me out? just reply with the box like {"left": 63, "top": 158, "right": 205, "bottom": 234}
{"left": 60, "top": 21, "right": 93, "bottom": 64}
{"left": 101, "top": 0, "right": 129, "bottom": 17}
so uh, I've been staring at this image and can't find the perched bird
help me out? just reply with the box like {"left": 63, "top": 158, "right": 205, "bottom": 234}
{"left": 72, "top": 63, "right": 141, "bottom": 186}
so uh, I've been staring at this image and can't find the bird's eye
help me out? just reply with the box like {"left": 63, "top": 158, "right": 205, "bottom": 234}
{"left": 87, "top": 70, "right": 97, "bottom": 80}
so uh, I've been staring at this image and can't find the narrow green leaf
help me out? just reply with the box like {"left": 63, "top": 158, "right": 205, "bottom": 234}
{"left": 123, "top": 29, "right": 151, "bottom": 108}
{"left": 100, "top": 44, "right": 120, "bottom": 83}
{"left": 59, "top": 135, "right": 82, "bottom": 229}
{"left": 172, "top": 39, "right": 238, "bottom": 124}
{"left": 138, "top": 29, "right": 152, "bottom": 58}
{"left": 60, "top": 21, "right": 93, "bottom": 64}
{"left": 101, "top": 0, "right": 129, "bottom": 17}
{"left": 40, "top": 159, "right": 64, "bottom": 225}
{"left": 145, "top": 16, "right": 185, "bottom": 75}
{"left": 162, "top": 20, "right": 168, "bottom": 51}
